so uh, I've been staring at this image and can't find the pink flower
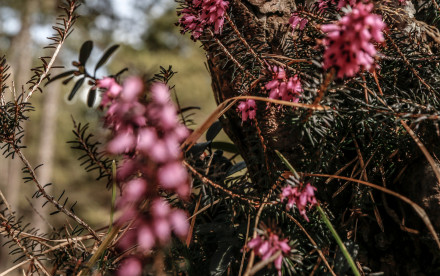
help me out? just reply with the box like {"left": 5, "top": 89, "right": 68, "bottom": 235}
{"left": 136, "top": 128, "right": 157, "bottom": 153}
{"left": 289, "top": 13, "right": 308, "bottom": 32}
{"left": 117, "top": 257, "right": 142, "bottom": 276}
{"left": 321, "top": 3, "right": 386, "bottom": 78}
{"left": 98, "top": 77, "right": 122, "bottom": 98}
{"left": 107, "top": 131, "right": 136, "bottom": 154}
{"left": 151, "top": 83, "right": 171, "bottom": 104}
{"left": 117, "top": 198, "right": 189, "bottom": 254}
{"left": 98, "top": 77, "right": 123, "bottom": 107}
{"left": 158, "top": 162, "right": 188, "bottom": 195}
{"left": 265, "top": 66, "right": 302, "bottom": 103}
{"left": 248, "top": 233, "right": 291, "bottom": 276}
{"left": 177, "top": 0, "right": 229, "bottom": 41}
{"left": 122, "top": 77, "right": 144, "bottom": 101}
{"left": 99, "top": 78, "right": 190, "bottom": 273}
{"left": 137, "top": 225, "right": 155, "bottom": 250}
{"left": 170, "top": 209, "right": 189, "bottom": 238}
{"left": 337, "top": 0, "right": 358, "bottom": 9}
{"left": 124, "top": 178, "right": 148, "bottom": 202}
{"left": 237, "top": 99, "right": 257, "bottom": 122}
{"left": 281, "top": 183, "right": 317, "bottom": 222}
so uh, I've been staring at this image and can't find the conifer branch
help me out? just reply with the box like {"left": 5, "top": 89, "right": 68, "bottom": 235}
{"left": 13, "top": 146, "right": 100, "bottom": 240}
{"left": 25, "top": 0, "right": 79, "bottom": 102}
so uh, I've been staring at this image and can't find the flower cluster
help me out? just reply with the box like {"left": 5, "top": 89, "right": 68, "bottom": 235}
{"left": 265, "top": 66, "right": 302, "bottom": 103}
{"left": 248, "top": 232, "right": 291, "bottom": 276}
{"left": 97, "top": 77, "right": 190, "bottom": 275}
{"left": 237, "top": 99, "right": 257, "bottom": 122}
{"left": 281, "top": 183, "right": 317, "bottom": 222}
{"left": 289, "top": 13, "right": 308, "bottom": 32}
{"left": 321, "top": 3, "right": 386, "bottom": 78}
{"left": 177, "top": 0, "right": 229, "bottom": 41}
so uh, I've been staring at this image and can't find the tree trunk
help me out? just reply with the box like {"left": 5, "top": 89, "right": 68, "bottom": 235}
{"left": 0, "top": 0, "right": 38, "bottom": 271}
{"left": 202, "top": 1, "right": 440, "bottom": 274}
{"left": 204, "top": 0, "right": 301, "bottom": 188}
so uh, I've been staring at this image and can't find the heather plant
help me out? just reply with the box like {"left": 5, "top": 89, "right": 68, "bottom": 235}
{"left": 1, "top": 0, "right": 440, "bottom": 275}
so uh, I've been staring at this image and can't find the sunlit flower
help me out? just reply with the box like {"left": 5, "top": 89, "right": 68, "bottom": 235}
{"left": 98, "top": 77, "right": 191, "bottom": 275}
{"left": 321, "top": 3, "right": 386, "bottom": 78}
{"left": 177, "top": 0, "right": 229, "bottom": 41}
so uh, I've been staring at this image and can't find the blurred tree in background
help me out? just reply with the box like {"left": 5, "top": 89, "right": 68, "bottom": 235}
{"left": 0, "top": 0, "right": 213, "bottom": 271}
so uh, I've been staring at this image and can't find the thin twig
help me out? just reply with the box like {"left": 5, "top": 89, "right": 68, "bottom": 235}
{"left": 284, "top": 212, "right": 336, "bottom": 276}
{"left": 238, "top": 213, "right": 251, "bottom": 276}
{"left": 25, "top": 1, "right": 78, "bottom": 102}
{"left": 0, "top": 187, "right": 12, "bottom": 214}
{"left": 184, "top": 161, "right": 259, "bottom": 206}
{"left": 384, "top": 32, "right": 437, "bottom": 96}
{"left": 225, "top": 14, "right": 265, "bottom": 67}
{"left": 305, "top": 172, "right": 440, "bottom": 249}
{"left": 14, "top": 146, "right": 99, "bottom": 240}
{"left": 248, "top": 250, "right": 282, "bottom": 275}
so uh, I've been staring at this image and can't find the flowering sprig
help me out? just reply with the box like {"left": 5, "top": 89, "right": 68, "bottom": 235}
{"left": 247, "top": 230, "right": 292, "bottom": 276}
{"left": 321, "top": 3, "right": 386, "bottom": 78}
{"left": 237, "top": 99, "right": 257, "bottom": 122}
{"left": 289, "top": 13, "right": 308, "bottom": 33}
{"left": 281, "top": 182, "right": 317, "bottom": 222}
{"left": 97, "top": 77, "right": 190, "bottom": 275}
{"left": 177, "top": 0, "right": 229, "bottom": 41}
{"left": 265, "top": 65, "right": 302, "bottom": 103}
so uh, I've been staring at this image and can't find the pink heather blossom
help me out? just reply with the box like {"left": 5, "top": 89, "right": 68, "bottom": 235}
{"left": 170, "top": 209, "right": 190, "bottom": 237}
{"left": 158, "top": 162, "right": 188, "bottom": 190}
{"left": 99, "top": 77, "right": 122, "bottom": 97}
{"left": 124, "top": 178, "right": 148, "bottom": 202}
{"left": 118, "top": 199, "right": 189, "bottom": 253}
{"left": 289, "top": 13, "right": 308, "bottom": 32}
{"left": 265, "top": 66, "right": 302, "bottom": 103}
{"left": 237, "top": 99, "right": 257, "bottom": 122}
{"left": 281, "top": 183, "right": 317, "bottom": 222}
{"left": 107, "top": 132, "right": 136, "bottom": 154}
{"left": 321, "top": 3, "right": 386, "bottom": 78}
{"left": 151, "top": 83, "right": 171, "bottom": 104}
{"left": 117, "top": 257, "right": 142, "bottom": 276}
{"left": 336, "top": 0, "right": 358, "bottom": 8}
{"left": 136, "top": 128, "right": 157, "bottom": 153}
{"left": 178, "top": 0, "right": 229, "bottom": 41}
{"left": 98, "top": 77, "right": 191, "bottom": 274}
{"left": 138, "top": 225, "right": 155, "bottom": 250}
{"left": 122, "top": 77, "right": 144, "bottom": 101}
{"left": 248, "top": 233, "right": 291, "bottom": 276}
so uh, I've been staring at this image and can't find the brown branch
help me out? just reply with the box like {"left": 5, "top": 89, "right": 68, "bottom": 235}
{"left": 225, "top": 13, "right": 265, "bottom": 67}
{"left": 207, "top": 28, "right": 246, "bottom": 72}
{"left": 384, "top": 32, "right": 437, "bottom": 96}
{"left": 184, "top": 161, "right": 259, "bottom": 206}
{"left": 0, "top": 214, "right": 50, "bottom": 276}
{"left": 284, "top": 212, "right": 336, "bottom": 276}
{"left": 25, "top": 0, "right": 79, "bottom": 102}
{"left": 13, "top": 146, "right": 100, "bottom": 240}
{"left": 304, "top": 172, "right": 440, "bottom": 249}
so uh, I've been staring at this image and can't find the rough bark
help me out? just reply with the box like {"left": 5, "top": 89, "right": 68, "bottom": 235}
{"left": 205, "top": 0, "right": 303, "bottom": 189}
{"left": 202, "top": 1, "right": 440, "bottom": 274}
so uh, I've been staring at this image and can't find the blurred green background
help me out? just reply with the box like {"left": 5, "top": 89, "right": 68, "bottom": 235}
{"left": 0, "top": 0, "right": 221, "bottom": 270}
